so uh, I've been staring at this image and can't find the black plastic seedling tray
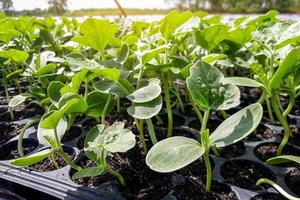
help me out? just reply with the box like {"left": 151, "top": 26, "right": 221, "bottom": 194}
{"left": 0, "top": 110, "right": 299, "bottom": 200}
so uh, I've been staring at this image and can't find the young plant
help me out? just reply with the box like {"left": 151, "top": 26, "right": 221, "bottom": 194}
{"left": 146, "top": 61, "right": 263, "bottom": 192}
{"left": 11, "top": 92, "right": 87, "bottom": 171}
{"left": 72, "top": 122, "right": 136, "bottom": 186}
{"left": 256, "top": 155, "right": 300, "bottom": 200}
{"left": 127, "top": 78, "right": 163, "bottom": 153}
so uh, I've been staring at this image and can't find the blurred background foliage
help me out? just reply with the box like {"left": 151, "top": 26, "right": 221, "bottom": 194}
{"left": 0, "top": 0, "right": 300, "bottom": 16}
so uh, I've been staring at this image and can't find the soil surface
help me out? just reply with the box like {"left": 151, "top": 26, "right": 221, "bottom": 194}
{"left": 250, "top": 193, "right": 286, "bottom": 200}
{"left": 72, "top": 145, "right": 237, "bottom": 200}
{"left": 62, "top": 126, "right": 82, "bottom": 142}
{"left": 285, "top": 168, "right": 300, "bottom": 197}
{"left": 247, "top": 125, "right": 279, "bottom": 141}
{"left": 254, "top": 143, "right": 300, "bottom": 167}
{"left": 220, "top": 160, "right": 276, "bottom": 191}
{"left": 217, "top": 141, "right": 247, "bottom": 158}
{"left": 0, "top": 122, "right": 24, "bottom": 143}
{"left": 0, "top": 140, "right": 38, "bottom": 160}
{"left": 0, "top": 103, "right": 44, "bottom": 121}
{"left": 26, "top": 150, "right": 75, "bottom": 172}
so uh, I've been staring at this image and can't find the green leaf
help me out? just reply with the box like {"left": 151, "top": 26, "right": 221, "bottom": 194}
{"left": 72, "top": 167, "right": 105, "bottom": 180}
{"left": 117, "top": 43, "right": 129, "bottom": 63}
{"left": 267, "top": 155, "right": 300, "bottom": 165}
{"left": 9, "top": 94, "right": 28, "bottom": 109}
{"left": 186, "top": 61, "right": 240, "bottom": 111}
{"left": 160, "top": 10, "right": 192, "bottom": 40}
{"left": 5, "top": 69, "right": 23, "bottom": 81}
{"left": 223, "top": 77, "right": 264, "bottom": 88}
{"left": 146, "top": 136, "right": 205, "bottom": 173}
{"left": 127, "top": 83, "right": 161, "bottom": 103}
{"left": 210, "top": 103, "right": 263, "bottom": 148}
{"left": 90, "top": 68, "right": 121, "bottom": 81}
{"left": 35, "top": 63, "right": 57, "bottom": 76}
{"left": 61, "top": 69, "right": 89, "bottom": 94}
{"left": 84, "top": 122, "right": 136, "bottom": 161}
{"left": 195, "top": 25, "right": 229, "bottom": 51}
{"left": 127, "top": 96, "right": 162, "bottom": 120}
{"left": 48, "top": 81, "right": 64, "bottom": 108}
{"left": 73, "top": 19, "right": 118, "bottom": 51}
{"left": 94, "top": 80, "right": 124, "bottom": 95}
{"left": 142, "top": 45, "right": 169, "bottom": 65}
{"left": 58, "top": 93, "right": 87, "bottom": 114}
{"left": 86, "top": 91, "right": 115, "bottom": 118}
{"left": 202, "top": 54, "right": 227, "bottom": 63}
{"left": 65, "top": 53, "right": 100, "bottom": 72}
{"left": 41, "top": 95, "right": 84, "bottom": 129}
{"left": 0, "top": 49, "right": 29, "bottom": 63}
{"left": 275, "top": 22, "right": 300, "bottom": 50}
{"left": 270, "top": 48, "right": 300, "bottom": 89}
{"left": 10, "top": 149, "right": 53, "bottom": 166}
{"left": 38, "top": 112, "right": 68, "bottom": 146}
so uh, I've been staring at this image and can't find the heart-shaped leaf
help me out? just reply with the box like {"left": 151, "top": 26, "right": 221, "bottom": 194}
{"left": 209, "top": 103, "right": 263, "bottom": 148}
{"left": 127, "top": 96, "right": 162, "bottom": 119}
{"left": 160, "top": 11, "right": 192, "bottom": 40}
{"left": 187, "top": 61, "right": 240, "bottom": 111}
{"left": 84, "top": 122, "right": 136, "bottom": 161}
{"left": 58, "top": 93, "right": 87, "bottom": 114}
{"left": 73, "top": 19, "right": 118, "bottom": 51}
{"left": 146, "top": 136, "right": 205, "bottom": 173}
{"left": 127, "top": 83, "right": 161, "bottom": 103}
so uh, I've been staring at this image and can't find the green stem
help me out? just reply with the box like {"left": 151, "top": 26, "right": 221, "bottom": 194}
{"left": 162, "top": 73, "right": 173, "bottom": 138}
{"left": 155, "top": 115, "right": 164, "bottom": 125}
{"left": 203, "top": 150, "right": 212, "bottom": 192}
{"left": 18, "top": 117, "right": 41, "bottom": 157}
{"left": 50, "top": 152, "right": 59, "bottom": 170}
{"left": 135, "top": 118, "right": 148, "bottom": 154}
{"left": 211, "top": 146, "right": 220, "bottom": 157}
{"left": 283, "top": 92, "right": 295, "bottom": 118}
{"left": 102, "top": 93, "right": 112, "bottom": 125}
{"left": 256, "top": 178, "right": 300, "bottom": 200}
{"left": 271, "top": 91, "right": 291, "bottom": 156}
{"left": 188, "top": 90, "right": 203, "bottom": 123}
{"left": 266, "top": 98, "right": 275, "bottom": 124}
{"left": 258, "top": 89, "right": 267, "bottom": 104}
{"left": 53, "top": 129, "right": 82, "bottom": 171}
{"left": 219, "top": 110, "right": 228, "bottom": 119}
{"left": 201, "top": 110, "right": 210, "bottom": 134}
{"left": 146, "top": 118, "right": 158, "bottom": 144}
{"left": 106, "top": 166, "right": 126, "bottom": 186}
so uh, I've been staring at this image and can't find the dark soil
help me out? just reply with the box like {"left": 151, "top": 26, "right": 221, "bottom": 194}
{"left": 250, "top": 193, "right": 286, "bottom": 200}
{"left": 0, "top": 122, "right": 24, "bottom": 143}
{"left": 0, "top": 97, "right": 8, "bottom": 106}
{"left": 26, "top": 149, "right": 75, "bottom": 172}
{"left": 285, "top": 168, "right": 300, "bottom": 197}
{"left": 247, "top": 125, "right": 279, "bottom": 141}
{"left": 239, "top": 87, "right": 261, "bottom": 106}
{"left": 153, "top": 113, "right": 185, "bottom": 127}
{"left": 62, "top": 126, "right": 82, "bottom": 142}
{"left": 0, "top": 103, "right": 44, "bottom": 121}
{"left": 254, "top": 143, "right": 300, "bottom": 167}
{"left": 0, "top": 139, "right": 38, "bottom": 160}
{"left": 221, "top": 159, "right": 276, "bottom": 191}
{"left": 289, "top": 125, "right": 300, "bottom": 146}
{"left": 217, "top": 141, "right": 247, "bottom": 158}
{"left": 177, "top": 104, "right": 200, "bottom": 118}
{"left": 72, "top": 145, "right": 236, "bottom": 200}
